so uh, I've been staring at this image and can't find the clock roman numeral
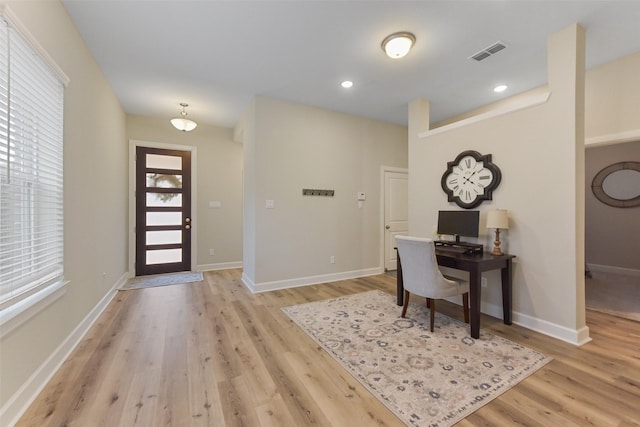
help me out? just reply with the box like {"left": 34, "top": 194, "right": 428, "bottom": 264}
{"left": 479, "top": 175, "right": 491, "bottom": 180}
{"left": 465, "top": 158, "right": 471, "bottom": 168}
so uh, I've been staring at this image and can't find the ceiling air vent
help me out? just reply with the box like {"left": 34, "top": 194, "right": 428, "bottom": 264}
{"left": 470, "top": 41, "right": 507, "bottom": 62}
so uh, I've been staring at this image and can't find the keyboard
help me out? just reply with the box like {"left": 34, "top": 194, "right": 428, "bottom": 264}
{"left": 436, "top": 246, "right": 467, "bottom": 254}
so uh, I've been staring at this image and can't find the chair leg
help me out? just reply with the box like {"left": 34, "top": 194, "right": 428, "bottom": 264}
{"left": 426, "top": 298, "right": 432, "bottom": 309}
{"left": 430, "top": 299, "right": 435, "bottom": 332}
{"left": 462, "top": 293, "right": 469, "bottom": 323}
{"left": 401, "top": 290, "right": 410, "bottom": 317}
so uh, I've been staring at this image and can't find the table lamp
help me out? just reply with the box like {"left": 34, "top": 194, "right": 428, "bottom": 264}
{"left": 486, "top": 209, "right": 509, "bottom": 256}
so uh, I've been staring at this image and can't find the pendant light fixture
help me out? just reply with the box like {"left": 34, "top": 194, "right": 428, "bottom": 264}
{"left": 171, "top": 102, "right": 197, "bottom": 132}
{"left": 381, "top": 31, "right": 416, "bottom": 59}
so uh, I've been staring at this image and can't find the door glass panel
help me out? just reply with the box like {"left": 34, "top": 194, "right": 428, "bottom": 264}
{"left": 146, "top": 192, "right": 182, "bottom": 207}
{"left": 147, "top": 211, "right": 182, "bottom": 226}
{"left": 146, "top": 230, "right": 182, "bottom": 245}
{"left": 146, "top": 173, "right": 182, "bottom": 188}
{"left": 146, "top": 154, "right": 182, "bottom": 170}
{"left": 147, "top": 249, "right": 182, "bottom": 265}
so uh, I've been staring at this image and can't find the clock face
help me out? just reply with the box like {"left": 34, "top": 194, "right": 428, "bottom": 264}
{"left": 441, "top": 150, "right": 501, "bottom": 209}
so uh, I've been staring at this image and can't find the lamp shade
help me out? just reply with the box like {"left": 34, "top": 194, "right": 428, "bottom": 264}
{"left": 170, "top": 117, "right": 197, "bottom": 132}
{"left": 486, "top": 209, "right": 509, "bottom": 229}
{"left": 381, "top": 32, "right": 415, "bottom": 59}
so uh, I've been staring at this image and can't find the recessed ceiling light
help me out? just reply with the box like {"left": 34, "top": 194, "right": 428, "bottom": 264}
{"left": 493, "top": 84, "right": 508, "bottom": 93}
{"left": 341, "top": 80, "right": 354, "bottom": 89}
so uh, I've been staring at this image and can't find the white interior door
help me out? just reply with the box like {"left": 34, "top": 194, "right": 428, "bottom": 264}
{"left": 384, "top": 170, "right": 408, "bottom": 271}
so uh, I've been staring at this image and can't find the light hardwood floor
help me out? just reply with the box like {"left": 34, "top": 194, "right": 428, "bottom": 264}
{"left": 16, "top": 269, "right": 640, "bottom": 426}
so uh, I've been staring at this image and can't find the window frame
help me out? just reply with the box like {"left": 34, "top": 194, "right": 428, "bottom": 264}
{"left": 0, "top": 5, "right": 70, "bottom": 338}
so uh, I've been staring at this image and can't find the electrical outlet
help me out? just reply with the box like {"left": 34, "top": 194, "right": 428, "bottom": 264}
{"left": 481, "top": 277, "right": 488, "bottom": 288}
{"left": 330, "top": 255, "right": 335, "bottom": 264}
{"left": 209, "top": 249, "right": 215, "bottom": 256}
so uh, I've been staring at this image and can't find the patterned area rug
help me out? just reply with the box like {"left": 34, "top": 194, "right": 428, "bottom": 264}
{"left": 282, "top": 290, "right": 551, "bottom": 427}
{"left": 120, "top": 271, "right": 203, "bottom": 290}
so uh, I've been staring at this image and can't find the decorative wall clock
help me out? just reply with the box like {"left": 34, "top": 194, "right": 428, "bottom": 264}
{"left": 441, "top": 150, "right": 502, "bottom": 209}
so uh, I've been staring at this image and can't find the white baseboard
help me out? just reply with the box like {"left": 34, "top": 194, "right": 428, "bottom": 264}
{"left": 446, "top": 298, "right": 592, "bottom": 346}
{"left": 196, "top": 261, "right": 243, "bottom": 272}
{"left": 587, "top": 263, "right": 640, "bottom": 277}
{"left": 241, "top": 267, "right": 384, "bottom": 294}
{"left": 241, "top": 272, "right": 256, "bottom": 292}
{"left": 0, "top": 273, "right": 126, "bottom": 427}
{"left": 512, "top": 310, "right": 591, "bottom": 346}
{"left": 245, "top": 268, "right": 593, "bottom": 346}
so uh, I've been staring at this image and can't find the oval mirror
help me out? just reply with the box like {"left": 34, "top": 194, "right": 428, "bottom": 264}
{"left": 591, "top": 161, "right": 640, "bottom": 208}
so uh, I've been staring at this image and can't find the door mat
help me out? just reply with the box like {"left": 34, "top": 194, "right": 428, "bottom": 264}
{"left": 120, "top": 271, "right": 203, "bottom": 290}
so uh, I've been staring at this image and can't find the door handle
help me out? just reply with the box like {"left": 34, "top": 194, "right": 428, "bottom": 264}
{"left": 385, "top": 225, "right": 390, "bottom": 229}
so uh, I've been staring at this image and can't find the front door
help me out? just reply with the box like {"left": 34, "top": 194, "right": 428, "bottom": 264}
{"left": 135, "top": 146, "right": 192, "bottom": 276}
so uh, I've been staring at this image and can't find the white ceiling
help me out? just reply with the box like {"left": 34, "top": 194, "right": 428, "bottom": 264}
{"left": 62, "top": 1, "right": 640, "bottom": 129}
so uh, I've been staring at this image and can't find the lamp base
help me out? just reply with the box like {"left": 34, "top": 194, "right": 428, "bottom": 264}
{"left": 491, "top": 229, "right": 504, "bottom": 256}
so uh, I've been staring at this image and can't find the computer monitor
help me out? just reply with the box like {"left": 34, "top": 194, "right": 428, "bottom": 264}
{"left": 437, "top": 210, "right": 479, "bottom": 243}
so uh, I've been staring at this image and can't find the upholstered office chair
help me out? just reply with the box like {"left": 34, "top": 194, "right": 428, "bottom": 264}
{"left": 395, "top": 236, "right": 470, "bottom": 332}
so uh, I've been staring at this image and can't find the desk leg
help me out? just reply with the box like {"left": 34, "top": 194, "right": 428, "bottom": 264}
{"left": 469, "top": 268, "right": 481, "bottom": 339}
{"left": 396, "top": 252, "right": 404, "bottom": 306}
{"left": 501, "top": 258, "right": 513, "bottom": 325}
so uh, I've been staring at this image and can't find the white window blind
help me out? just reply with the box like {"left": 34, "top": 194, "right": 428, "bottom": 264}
{"left": 0, "top": 16, "right": 65, "bottom": 311}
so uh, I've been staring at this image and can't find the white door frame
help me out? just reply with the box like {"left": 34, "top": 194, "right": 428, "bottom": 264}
{"left": 379, "top": 165, "right": 408, "bottom": 271}
{"left": 128, "top": 139, "right": 198, "bottom": 277}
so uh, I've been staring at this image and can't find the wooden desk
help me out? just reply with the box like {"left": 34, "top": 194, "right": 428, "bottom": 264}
{"left": 395, "top": 249, "right": 515, "bottom": 339}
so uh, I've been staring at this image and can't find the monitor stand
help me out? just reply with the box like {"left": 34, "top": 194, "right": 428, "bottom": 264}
{"left": 434, "top": 238, "right": 483, "bottom": 255}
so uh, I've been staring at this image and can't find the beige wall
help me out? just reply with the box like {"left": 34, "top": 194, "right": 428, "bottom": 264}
{"left": 585, "top": 140, "right": 640, "bottom": 271}
{"left": 585, "top": 51, "right": 640, "bottom": 142}
{"left": 241, "top": 96, "right": 408, "bottom": 289}
{"left": 408, "top": 25, "right": 588, "bottom": 344}
{"left": 0, "top": 0, "right": 128, "bottom": 420}
{"left": 126, "top": 115, "right": 243, "bottom": 269}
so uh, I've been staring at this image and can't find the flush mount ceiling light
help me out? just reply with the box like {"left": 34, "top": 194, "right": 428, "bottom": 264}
{"left": 170, "top": 102, "right": 197, "bottom": 132}
{"left": 493, "top": 84, "right": 508, "bottom": 93}
{"left": 341, "top": 80, "right": 354, "bottom": 88}
{"left": 381, "top": 31, "right": 416, "bottom": 59}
